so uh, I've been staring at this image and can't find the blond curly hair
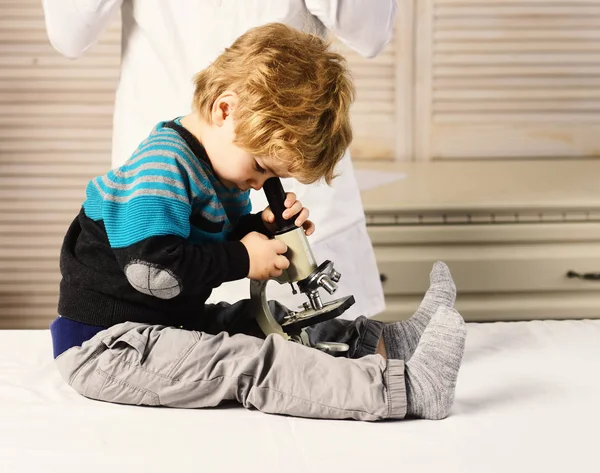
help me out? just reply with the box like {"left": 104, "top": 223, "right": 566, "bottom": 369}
{"left": 192, "top": 22, "right": 355, "bottom": 184}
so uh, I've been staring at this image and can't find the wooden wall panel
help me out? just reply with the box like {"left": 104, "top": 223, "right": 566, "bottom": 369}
{"left": 415, "top": 0, "right": 600, "bottom": 160}
{"left": 0, "top": 0, "right": 120, "bottom": 329}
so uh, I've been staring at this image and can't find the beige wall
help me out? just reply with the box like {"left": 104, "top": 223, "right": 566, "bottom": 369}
{"left": 0, "top": 1, "right": 119, "bottom": 328}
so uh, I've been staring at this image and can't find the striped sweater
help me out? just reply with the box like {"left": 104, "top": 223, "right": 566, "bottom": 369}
{"left": 51, "top": 119, "right": 271, "bottom": 357}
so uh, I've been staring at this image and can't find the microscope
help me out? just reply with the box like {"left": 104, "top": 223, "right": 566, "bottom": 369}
{"left": 250, "top": 177, "right": 355, "bottom": 356}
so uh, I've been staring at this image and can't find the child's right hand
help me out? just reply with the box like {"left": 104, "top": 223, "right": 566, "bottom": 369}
{"left": 240, "top": 232, "right": 289, "bottom": 280}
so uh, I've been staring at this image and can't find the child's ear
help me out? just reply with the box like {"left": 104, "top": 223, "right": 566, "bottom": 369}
{"left": 211, "top": 91, "right": 238, "bottom": 126}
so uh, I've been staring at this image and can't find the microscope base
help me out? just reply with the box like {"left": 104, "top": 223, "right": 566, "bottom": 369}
{"left": 250, "top": 279, "right": 355, "bottom": 355}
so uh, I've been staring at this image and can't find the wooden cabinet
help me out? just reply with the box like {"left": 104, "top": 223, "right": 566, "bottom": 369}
{"left": 358, "top": 160, "right": 600, "bottom": 322}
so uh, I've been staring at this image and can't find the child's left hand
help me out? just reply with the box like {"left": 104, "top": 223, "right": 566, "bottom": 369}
{"left": 262, "top": 192, "right": 315, "bottom": 236}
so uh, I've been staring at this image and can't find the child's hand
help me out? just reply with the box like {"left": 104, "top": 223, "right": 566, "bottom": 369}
{"left": 262, "top": 192, "right": 315, "bottom": 236}
{"left": 241, "top": 231, "right": 290, "bottom": 280}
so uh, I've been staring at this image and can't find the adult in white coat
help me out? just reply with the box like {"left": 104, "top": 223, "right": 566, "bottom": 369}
{"left": 42, "top": 0, "right": 396, "bottom": 319}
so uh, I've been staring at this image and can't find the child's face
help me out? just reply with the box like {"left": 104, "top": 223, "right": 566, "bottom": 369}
{"left": 210, "top": 106, "right": 290, "bottom": 191}
{"left": 201, "top": 91, "right": 293, "bottom": 191}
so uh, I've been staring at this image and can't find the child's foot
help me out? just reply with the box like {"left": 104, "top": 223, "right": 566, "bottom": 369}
{"left": 383, "top": 261, "right": 456, "bottom": 361}
{"left": 405, "top": 306, "right": 466, "bottom": 420}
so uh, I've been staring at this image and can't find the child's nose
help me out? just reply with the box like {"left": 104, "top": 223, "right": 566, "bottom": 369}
{"left": 248, "top": 180, "right": 262, "bottom": 191}
{"left": 251, "top": 175, "right": 269, "bottom": 190}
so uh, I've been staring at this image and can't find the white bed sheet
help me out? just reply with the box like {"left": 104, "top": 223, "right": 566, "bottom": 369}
{"left": 1, "top": 320, "right": 599, "bottom": 473}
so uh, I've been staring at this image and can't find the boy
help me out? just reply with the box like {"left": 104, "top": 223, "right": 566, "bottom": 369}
{"left": 51, "top": 23, "right": 466, "bottom": 421}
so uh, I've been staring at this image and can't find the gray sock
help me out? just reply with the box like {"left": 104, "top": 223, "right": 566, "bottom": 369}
{"left": 405, "top": 306, "right": 466, "bottom": 420}
{"left": 383, "top": 261, "right": 456, "bottom": 361}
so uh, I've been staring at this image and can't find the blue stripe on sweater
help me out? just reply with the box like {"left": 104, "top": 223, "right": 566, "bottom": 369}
{"left": 102, "top": 197, "right": 192, "bottom": 248}
{"left": 82, "top": 122, "right": 251, "bottom": 249}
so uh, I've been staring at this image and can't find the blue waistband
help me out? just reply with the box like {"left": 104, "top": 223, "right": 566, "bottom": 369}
{"left": 50, "top": 316, "right": 104, "bottom": 358}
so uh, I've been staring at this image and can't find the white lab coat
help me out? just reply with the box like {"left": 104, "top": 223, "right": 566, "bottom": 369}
{"left": 42, "top": 0, "right": 395, "bottom": 318}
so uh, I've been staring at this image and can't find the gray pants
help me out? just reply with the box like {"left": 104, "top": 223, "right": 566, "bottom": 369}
{"left": 55, "top": 301, "right": 407, "bottom": 421}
